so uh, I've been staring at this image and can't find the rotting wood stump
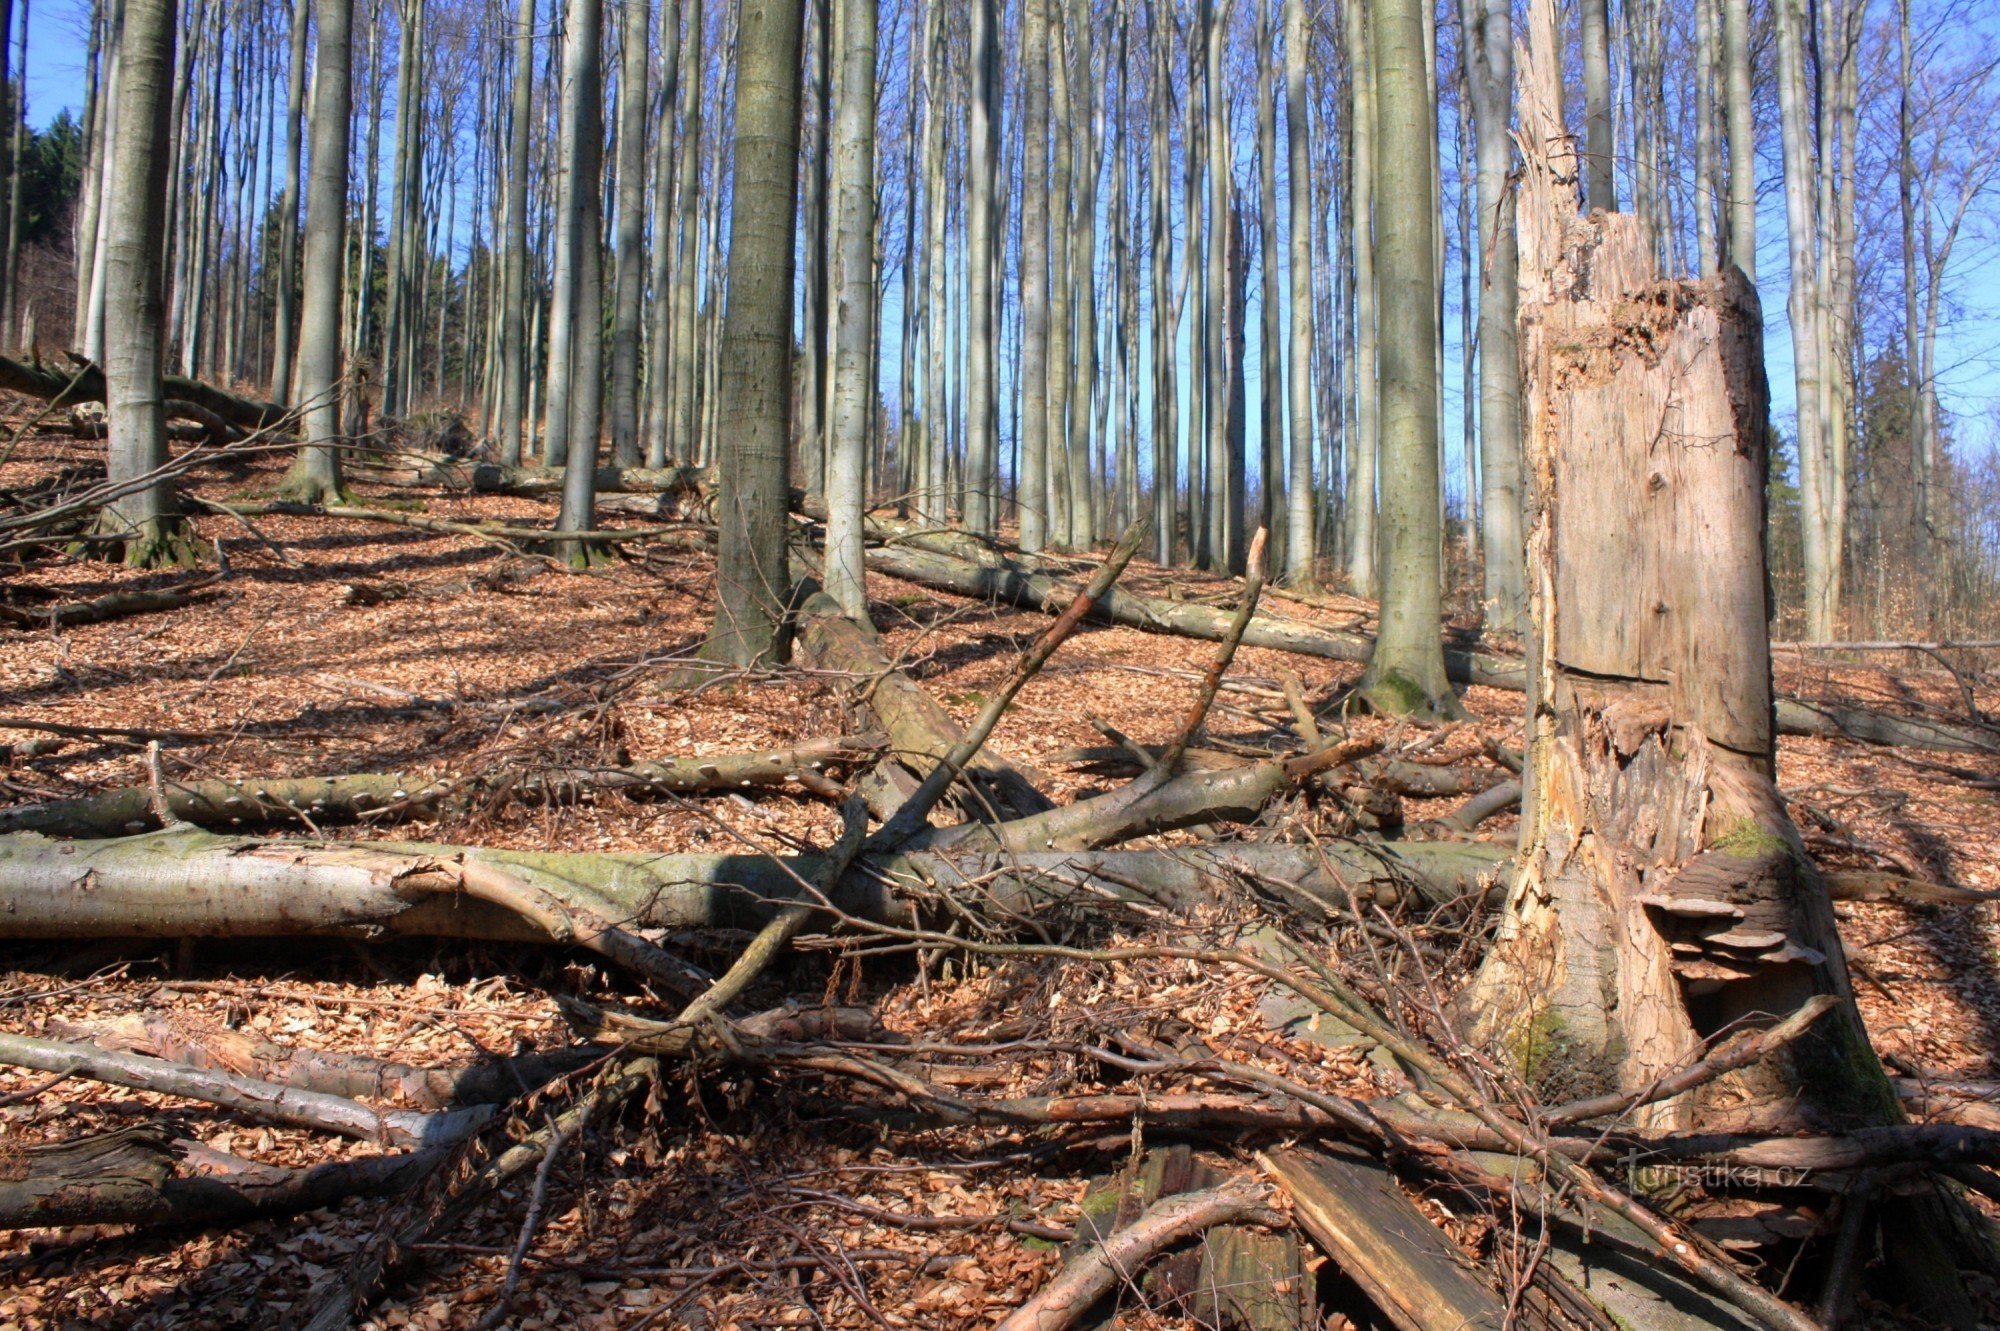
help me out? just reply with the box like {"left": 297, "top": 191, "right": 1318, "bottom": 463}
{"left": 1464, "top": 41, "right": 1982, "bottom": 1321}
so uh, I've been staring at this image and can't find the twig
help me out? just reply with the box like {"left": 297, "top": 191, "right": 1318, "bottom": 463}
{"left": 870, "top": 517, "right": 1148, "bottom": 849}
{"left": 994, "top": 1175, "right": 1280, "bottom": 1331}
{"left": 1159, "top": 528, "right": 1268, "bottom": 777}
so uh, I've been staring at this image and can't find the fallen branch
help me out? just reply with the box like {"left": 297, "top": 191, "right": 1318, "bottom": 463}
{"left": 870, "top": 542, "right": 1997, "bottom": 755}
{"left": 0, "top": 353, "right": 288, "bottom": 431}
{"left": 50, "top": 1011, "right": 599, "bottom": 1110}
{"left": 0, "top": 733, "right": 887, "bottom": 836}
{"left": 0, "top": 1030, "right": 489, "bottom": 1147}
{"left": 0, "top": 576, "right": 224, "bottom": 630}
{"left": 994, "top": 1175, "right": 1281, "bottom": 1331}
{"left": 0, "top": 1126, "right": 436, "bottom": 1231}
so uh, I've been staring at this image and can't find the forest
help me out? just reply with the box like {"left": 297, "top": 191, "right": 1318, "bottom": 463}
{"left": 1, "top": 0, "right": 1999, "bottom": 1324}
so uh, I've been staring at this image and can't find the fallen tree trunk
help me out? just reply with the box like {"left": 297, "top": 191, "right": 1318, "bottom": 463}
{"left": 48, "top": 1012, "right": 600, "bottom": 1111}
{"left": 910, "top": 740, "right": 1376, "bottom": 854}
{"left": 0, "top": 1030, "right": 489, "bottom": 1147}
{"left": 0, "top": 354, "right": 289, "bottom": 432}
{"left": 864, "top": 543, "right": 1525, "bottom": 691}
{"left": 0, "top": 828, "right": 1514, "bottom": 943}
{"left": 868, "top": 543, "right": 1998, "bottom": 755}
{"left": 0, "top": 734, "right": 886, "bottom": 836}
{"left": 793, "top": 589, "right": 1054, "bottom": 822}
{"left": 0, "top": 1127, "right": 435, "bottom": 1231}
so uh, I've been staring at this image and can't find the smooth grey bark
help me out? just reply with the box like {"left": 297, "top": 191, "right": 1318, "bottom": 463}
{"left": 643, "top": 0, "right": 681, "bottom": 467}
{"left": 1148, "top": 0, "right": 1175, "bottom": 565}
{"left": 379, "top": 0, "right": 421, "bottom": 418}
{"left": 1773, "top": 0, "right": 1834, "bottom": 639}
{"left": 702, "top": 0, "right": 804, "bottom": 666}
{"left": 1203, "top": 0, "right": 1237, "bottom": 571}
{"left": 268, "top": 0, "right": 309, "bottom": 403}
{"left": 497, "top": 0, "right": 533, "bottom": 465}
{"left": 1283, "top": 0, "right": 1315, "bottom": 585}
{"left": 609, "top": 0, "right": 649, "bottom": 466}
{"left": 539, "top": 0, "right": 577, "bottom": 467}
{"left": 281, "top": 0, "right": 353, "bottom": 504}
{"left": 73, "top": 0, "right": 105, "bottom": 347}
{"left": 963, "top": 0, "right": 999, "bottom": 535}
{"left": 82, "top": 0, "right": 121, "bottom": 364}
{"left": 1342, "top": 0, "right": 1376, "bottom": 599}
{"left": 1063, "top": 0, "right": 1097, "bottom": 550}
{"left": 1016, "top": 0, "right": 1050, "bottom": 553}
{"left": 99, "top": 0, "right": 182, "bottom": 566}
{"left": 1694, "top": 0, "right": 1720, "bottom": 276}
{"left": 1356, "top": 0, "right": 1457, "bottom": 718}
{"left": 554, "top": 0, "right": 606, "bottom": 563}
{"left": 1257, "top": 0, "right": 1283, "bottom": 564}
{"left": 823, "top": 0, "right": 876, "bottom": 616}
{"left": 669, "top": 0, "right": 705, "bottom": 463}
{"left": 1721, "top": 0, "right": 1754, "bottom": 277}
{"left": 918, "top": 0, "right": 947, "bottom": 520}
{"left": 1044, "top": 0, "right": 1074, "bottom": 547}
{"left": 1579, "top": 0, "right": 1613, "bottom": 212}
{"left": 1461, "top": 0, "right": 1521, "bottom": 632}
{"left": 1, "top": 0, "right": 25, "bottom": 345}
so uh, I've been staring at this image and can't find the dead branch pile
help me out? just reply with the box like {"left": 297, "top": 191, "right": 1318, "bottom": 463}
{"left": 4, "top": 523, "right": 1994, "bottom": 1331}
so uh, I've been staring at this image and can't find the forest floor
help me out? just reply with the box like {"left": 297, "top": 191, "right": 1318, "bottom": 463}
{"left": 3, "top": 425, "right": 1999, "bottom": 1330}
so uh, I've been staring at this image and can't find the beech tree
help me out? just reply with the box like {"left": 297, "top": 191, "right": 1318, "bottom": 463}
{"left": 702, "top": 0, "right": 804, "bottom": 666}
{"left": 97, "top": 0, "right": 185, "bottom": 566}
{"left": 1354, "top": 0, "right": 1456, "bottom": 718}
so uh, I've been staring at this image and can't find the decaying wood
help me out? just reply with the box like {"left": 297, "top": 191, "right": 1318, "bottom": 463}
{"left": 865, "top": 535, "right": 1995, "bottom": 756}
{"left": 0, "top": 353, "right": 289, "bottom": 432}
{"left": 0, "top": 827, "right": 1514, "bottom": 942}
{"left": 0, "top": 1126, "right": 435, "bottom": 1231}
{"left": 1260, "top": 1147, "right": 1506, "bottom": 1331}
{"left": 792, "top": 588, "right": 1055, "bottom": 822}
{"left": 0, "top": 733, "right": 887, "bottom": 836}
{"left": 0, "top": 576, "right": 224, "bottom": 630}
{"left": 0, "top": 1030, "right": 489, "bottom": 1147}
{"left": 994, "top": 1174, "right": 1280, "bottom": 1331}
{"left": 49, "top": 1011, "right": 599, "bottom": 1110}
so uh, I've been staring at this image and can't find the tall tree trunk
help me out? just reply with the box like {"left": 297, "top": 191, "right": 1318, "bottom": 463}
{"left": 1354, "top": 0, "right": 1455, "bottom": 717}
{"left": 2, "top": 0, "right": 27, "bottom": 346}
{"left": 1282, "top": 0, "right": 1315, "bottom": 585}
{"left": 919, "top": 0, "right": 947, "bottom": 521}
{"left": 1065, "top": 0, "right": 1098, "bottom": 550}
{"left": 964, "top": 0, "right": 999, "bottom": 536}
{"left": 670, "top": 0, "right": 705, "bottom": 464}
{"left": 1341, "top": 0, "right": 1376, "bottom": 599}
{"left": 643, "top": 0, "right": 682, "bottom": 468}
{"left": 83, "top": 0, "right": 122, "bottom": 364}
{"left": 498, "top": 0, "right": 534, "bottom": 465}
{"left": 1203, "top": 0, "right": 1237, "bottom": 572}
{"left": 1579, "top": 0, "right": 1613, "bottom": 212}
{"left": 1043, "top": 0, "right": 1074, "bottom": 549}
{"left": 1694, "top": 0, "right": 1720, "bottom": 276}
{"left": 554, "top": 0, "right": 606, "bottom": 563}
{"left": 282, "top": 0, "right": 354, "bottom": 505}
{"left": 702, "top": 0, "right": 804, "bottom": 667}
{"left": 1720, "top": 0, "right": 1754, "bottom": 278}
{"left": 1773, "top": 0, "right": 1835, "bottom": 640}
{"left": 609, "top": 0, "right": 649, "bottom": 466}
{"left": 100, "top": 0, "right": 185, "bottom": 567}
{"left": 1463, "top": 0, "right": 1521, "bottom": 631}
{"left": 1256, "top": 0, "right": 1283, "bottom": 564}
{"left": 381, "top": 0, "right": 421, "bottom": 418}
{"left": 1016, "top": 0, "right": 1051, "bottom": 553}
{"left": 266, "top": 0, "right": 309, "bottom": 402}
{"left": 823, "top": 0, "right": 877, "bottom": 616}
{"left": 1899, "top": 0, "right": 1929, "bottom": 617}
{"left": 1148, "top": 0, "right": 1175, "bottom": 566}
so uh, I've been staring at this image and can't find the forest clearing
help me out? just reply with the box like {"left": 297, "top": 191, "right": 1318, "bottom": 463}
{"left": 4, "top": 0, "right": 2000, "bottom": 1322}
